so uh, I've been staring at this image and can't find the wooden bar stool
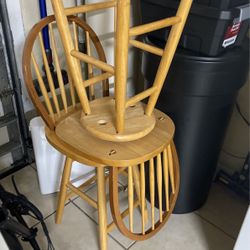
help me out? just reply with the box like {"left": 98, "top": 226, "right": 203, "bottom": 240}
{"left": 23, "top": 0, "right": 192, "bottom": 249}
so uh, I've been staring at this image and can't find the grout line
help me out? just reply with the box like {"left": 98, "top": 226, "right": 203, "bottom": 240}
{"left": 31, "top": 200, "right": 71, "bottom": 228}
{"left": 29, "top": 163, "right": 37, "bottom": 171}
{"left": 69, "top": 181, "right": 97, "bottom": 202}
{"left": 70, "top": 199, "right": 98, "bottom": 225}
{"left": 195, "top": 212, "right": 237, "bottom": 240}
{"left": 126, "top": 240, "right": 137, "bottom": 250}
{"left": 71, "top": 200, "right": 127, "bottom": 250}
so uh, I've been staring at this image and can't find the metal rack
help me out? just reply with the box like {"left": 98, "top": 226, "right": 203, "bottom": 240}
{"left": 0, "top": 0, "right": 33, "bottom": 179}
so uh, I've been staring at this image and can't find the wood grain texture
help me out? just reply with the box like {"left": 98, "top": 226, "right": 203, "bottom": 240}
{"left": 168, "top": 144, "right": 175, "bottom": 194}
{"left": 23, "top": 15, "right": 109, "bottom": 130}
{"left": 51, "top": 0, "right": 91, "bottom": 115}
{"left": 157, "top": 153, "right": 163, "bottom": 222}
{"left": 128, "top": 166, "right": 134, "bottom": 232}
{"left": 129, "top": 16, "right": 181, "bottom": 37}
{"left": 97, "top": 167, "right": 107, "bottom": 250}
{"left": 65, "top": 1, "right": 116, "bottom": 16}
{"left": 163, "top": 148, "right": 169, "bottom": 211}
{"left": 109, "top": 141, "right": 180, "bottom": 241}
{"left": 55, "top": 157, "right": 73, "bottom": 224}
{"left": 129, "top": 39, "right": 163, "bottom": 56}
{"left": 80, "top": 98, "right": 156, "bottom": 142}
{"left": 146, "top": 0, "right": 193, "bottom": 116}
{"left": 54, "top": 107, "right": 174, "bottom": 167}
{"left": 149, "top": 158, "right": 155, "bottom": 230}
{"left": 114, "top": 0, "right": 130, "bottom": 133}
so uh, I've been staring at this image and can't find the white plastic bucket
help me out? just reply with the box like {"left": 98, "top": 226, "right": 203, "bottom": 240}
{"left": 29, "top": 117, "right": 95, "bottom": 195}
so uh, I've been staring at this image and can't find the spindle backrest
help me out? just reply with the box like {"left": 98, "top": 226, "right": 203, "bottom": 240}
{"left": 51, "top": 0, "right": 192, "bottom": 140}
{"left": 23, "top": 15, "right": 109, "bottom": 130}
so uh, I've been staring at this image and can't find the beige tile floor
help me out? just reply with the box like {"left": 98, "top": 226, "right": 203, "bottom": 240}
{"left": 0, "top": 165, "right": 248, "bottom": 250}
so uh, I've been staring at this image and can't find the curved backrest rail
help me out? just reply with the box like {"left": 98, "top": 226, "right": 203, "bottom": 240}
{"left": 109, "top": 141, "right": 179, "bottom": 240}
{"left": 23, "top": 15, "right": 109, "bottom": 130}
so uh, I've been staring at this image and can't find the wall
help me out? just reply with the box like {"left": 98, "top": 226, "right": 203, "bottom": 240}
{"left": 218, "top": 75, "right": 249, "bottom": 173}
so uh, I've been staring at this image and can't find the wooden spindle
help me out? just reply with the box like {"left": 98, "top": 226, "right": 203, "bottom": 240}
{"left": 140, "top": 162, "right": 145, "bottom": 235}
{"left": 149, "top": 158, "right": 155, "bottom": 230}
{"left": 128, "top": 166, "right": 134, "bottom": 232}
{"left": 72, "top": 21, "right": 79, "bottom": 51}
{"left": 132, "top": 165, "right": 141, "bottom": 201}
{"left": 86, "top": 31, "right": 95, "bottom": 100}
{"left": 163, "top": 148, "right": 169, "bottom": 211}
{"left": 167, "top": 144, "right": 175, "bottom": 194}
{"left": 157, "top": 154, "right": 163, "bottom": 222}
{"left": 72, "top": 21, "right": 83, "bottom": 74}
{"left": 114, "top": 0, "right": 130, "bottom": 133}
{"left": 129, "top": 16, "right": 181, "bottom": 37}
{"left": 51, "top": 0, "right": 91, "bottom": 115}
{"left": 49, "top": 23, "right": 68, "bottom": 112}
{"left": 68, "top": 73, "right": 76, "bottom": 107}
{"left": 64, "top": 1, "right": 116, "bottom": 16}
{"left": 31, "top": 53, "right": 54, "bottom": 120}
{"left": 38, "top": 32, "right": 61, "bottom": 116}
{"left": 71, "top": 50, "right": 114, "bottom": 74}
{"left": 129, "top": 39, "right": 164, "bottom": 56}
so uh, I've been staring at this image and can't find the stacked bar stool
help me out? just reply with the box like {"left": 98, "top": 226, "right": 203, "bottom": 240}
{"left": 23, "top": 0, "right": 192, "bottom": 249}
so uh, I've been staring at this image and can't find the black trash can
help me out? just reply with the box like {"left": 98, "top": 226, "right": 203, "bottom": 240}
{"left": 143, "top": 39, "right": 249, "bottom": 213}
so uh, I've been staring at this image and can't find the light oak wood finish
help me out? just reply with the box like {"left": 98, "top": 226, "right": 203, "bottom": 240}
{"left": 149, "top": 158, "right": 155, "bottom": 230}
{"left": 65, "top": 1, "right": 116, "bottom": 16}
{"left": 57, "top": 108, "right": 174, "bottom": 167}
{"left": 145, "top": 0, "right": 193, "bottom": 116}
{"left": 163, "top": 148, "right": 169, "bottom": 211}
{"left": 23, "top": 0, "right": 192, "bottom": 247}
{"left": 128, "top": 165, "right": 134, "bottom": 232}
{"left": 129, "top": 16, "right": 181, "bottom": 37}
{"left": 55, "top": 157, "right": 73, "bottom": 224}
{"left": 140, "top": 162, "right": 146, "bottom": 235}
{"left": 132, "top": 165, "right": 149, "bottom": 223}
{"left": 168, "top": 144, "right": 175, "bottom": 194}
{"left": 23, "top": 15, "right": 109, "bottom": 130}
{"left": 114, "top": 0, "right": 130, "bottom": 133}
{"left": 31, "top": 53, "right": 55, "bottom": 121}
{"left": 86, "top": 31, "right": 95, "bottom": 100}
{"left": 23, "top": 15, "right": 110, "bottom": 250}
{"left": 109, "top": 141, "right": 180, "bottom": 241}
{"left": 71, "top": 50, "right": 115, "bottom": 74}
{"left": 51, "top": 0, "right": 192, "bottom": 143}
{"left": 157, "top": 153, "right": 163, "bottom": 222}
{"left": 97, "top": 167, "right": 108, "bottom": 250}
{"left": 125, "top": 86, "right": 157, "bottom": 108}
{"left": 51, "top": 0, "right": 91, "bottom": 115}
{"left": 129, "top": 40, "right": 163, "bottom": 57}
{"left": 80, "top": 98, "right": 156, "bottom": 142}
{"left": 49, "top": 23, "right": 68, "bottom": 113}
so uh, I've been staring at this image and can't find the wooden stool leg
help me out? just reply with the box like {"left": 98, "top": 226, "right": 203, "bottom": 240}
{"left": 56, "top": 157, "right": 73, "bottom": 224}
{"left": 97, "top": 167, "right": 107, "bottom": 250}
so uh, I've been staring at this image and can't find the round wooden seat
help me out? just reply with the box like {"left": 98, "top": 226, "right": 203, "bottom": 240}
{"left": 48, "top": 104, "right": 174, "bottom": 167}
{"left": 80, "top": 97, "right": 156, "bottom": 142}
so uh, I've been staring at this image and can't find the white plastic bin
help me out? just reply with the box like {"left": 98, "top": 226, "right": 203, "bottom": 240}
{"left": 29, "top": 117, "right": 95, "bottom": 195}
